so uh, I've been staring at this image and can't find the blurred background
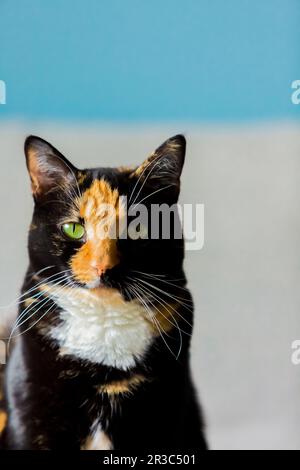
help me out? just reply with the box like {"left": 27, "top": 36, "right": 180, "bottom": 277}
{"left": 0, "top": 0, "right": 300, "bottom": 450}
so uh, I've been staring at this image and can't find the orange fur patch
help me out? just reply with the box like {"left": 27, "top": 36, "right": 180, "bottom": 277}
{"left": 24, "top": 297, "right": 36, "bottom": 307}
{"left": 71, "top": 179, "right": 123, "bottom": 285}
{"left": 77, "top": 171, "right": 87, "bottom": 185}
{"left": 154, "top": 302, "right": 181, "bottom": 334}
{"left": 96, "top": 374, "right": 147, "bottom": 396}
{"left": 132, "top": 138, "right": 182, "bottom": 186}
{"left": 0, "top": 411, "right": 7, "bottom": 434}
{"left": 132, "top": 151, "right": 157, "bottom": 178}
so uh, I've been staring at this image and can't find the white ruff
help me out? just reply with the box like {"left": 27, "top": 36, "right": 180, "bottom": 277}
{"left": 48, "top": 287, "right": 154, "bottom": 370}
{"left": 82, "top": 424, "right": 113, "bottom": 451}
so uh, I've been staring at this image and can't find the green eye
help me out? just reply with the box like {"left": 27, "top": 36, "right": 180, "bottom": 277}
{"left": 62, "top": 222, "right": 85, "bottom": 240}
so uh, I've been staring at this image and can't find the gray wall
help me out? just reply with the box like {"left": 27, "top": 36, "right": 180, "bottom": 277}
{"left": 0, "top": 122, "right": 299, "bottom": 449}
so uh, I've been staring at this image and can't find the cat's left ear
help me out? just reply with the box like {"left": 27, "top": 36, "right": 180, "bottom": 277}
{"left": 134, "top": 135, "right": 186, "bottom": 197}
{"left": 24, "top": 136, "right": 77, "bottom": 199}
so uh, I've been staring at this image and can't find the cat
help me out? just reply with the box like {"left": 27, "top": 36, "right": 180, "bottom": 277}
{"left": 0, "top": 134, "right": 207, "bottom": 450}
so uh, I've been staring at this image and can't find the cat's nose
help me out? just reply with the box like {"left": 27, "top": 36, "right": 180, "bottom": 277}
{"left": 95, "top": 262, "right": 113, "bottom": 277}
{"left": 93, "top": 244, "right": 120, "bottom": 277}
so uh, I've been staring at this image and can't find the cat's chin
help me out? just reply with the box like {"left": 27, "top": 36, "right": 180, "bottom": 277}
{"left": 89, "top": 285, "right": 119, "bottom": 297}
{"left": 84, "top": 285, "right": 129, "bottom": 305}
{"left": 85, "top": 279, "right": 103, "bottom": 289}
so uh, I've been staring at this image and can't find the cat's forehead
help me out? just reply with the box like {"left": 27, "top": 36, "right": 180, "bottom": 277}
{"left": 70, "top": 169, "right": 133, "bottom": 222}
{"left": 80, "top": 179, "right": 120, "bottom": 219}
{"left": 79, "top": 166, "right": 133, "bottom": 193}
{"left": 54, "top": 170, "right": 130, "bottom": 223}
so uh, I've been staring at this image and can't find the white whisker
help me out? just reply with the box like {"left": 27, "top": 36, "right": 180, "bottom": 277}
{"left": 132, "top": 270, "right": 188, "bottom": 291}
{"left": 126, "top": 281, "right": 182, "bottom": 360}
{"left": 0, "top": 269, "right": 72, "bottom": 310}
{"left": 134, "top": 276, "right": 194, "bottom": 312}
{"left": 130, "top": 158, "right": 164, "bottom": 207}
{"left": 131, "top": 184, "right": 173, "bottom": 209}
{"left": 7, "top": 277, "right": 74, "bottom": 349}
{"left": 130, "top": 277, "right": 191, "bottom": 338}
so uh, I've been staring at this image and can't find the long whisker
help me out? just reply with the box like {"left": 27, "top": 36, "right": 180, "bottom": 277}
{"left": 133, "top": 271, "right": 167, "bottom": 278}
{"left": 18, "top": 270, "right": 72, "bottom": 303}
{"left": 130, "top": 278, "right": 191, "bottom": 337}
{"left": 131, "top": 270, "right": 186, "bottom": 282}
{"left": 55, "top": 181, "right": 81, "bottom": 208}
{"left": 14, "top": 276, "right": 71, "bottom": 330}
{"left": 134, "top": 277, "right": 193, "bottom": 310}
{"left": 18, "top": 302, "right": 57, "bottom": 338}
{"left": 126, "top": 286, "right": 182, "bottom": 360}
{"left": 128, "top": 157, "right": 158, "bottom": 204}
{"left": 128, "top": 274, "right": 194, "bottom": 330}
{"left": 125, "top": 283, "right": 155, "bottom": 325}
{"left": 7, "top": 277, "right": 73, "bottom": 349}
{"left": 130, "top": 158, "right": 164, "bottom": 207}
{"left": 47, "top": 153, "right": 82, "bottom": 201}
{"left": 0, "top": 269, "right": 72, "bottom": 310}
{"left": 132, "top": 270, "right": 188, "bottom": 291}
{"left": 20, "top": 278, "right": 75, "bottom": 333}
{"left": 131, "top": 184, "right": 173, "bottom": 209}
{"left": 130, "top": 280, "right": 183, "bottom": 356}
{"left": 7, "top": 277, "right": 70, "bottom": 340}
{"left": 27, "top": 265, "right": 55, "bottom": 280}
{"left": 9, "top": 300, "right": 58, "bottom": 345}
{"left": 152, "top": 315, "right": 179, "bottom": 360}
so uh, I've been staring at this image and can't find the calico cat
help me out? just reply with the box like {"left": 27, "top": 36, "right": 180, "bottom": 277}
{"left": 0, "top": 135, "right": 207, "bottom": 450}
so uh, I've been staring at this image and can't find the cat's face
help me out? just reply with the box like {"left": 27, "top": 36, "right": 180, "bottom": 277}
{"left": 25, "top": 135, "right": 186, "bottom": 299}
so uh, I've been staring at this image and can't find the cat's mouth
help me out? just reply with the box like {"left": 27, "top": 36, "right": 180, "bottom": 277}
{"left": 70, "top": 265, "right": 131, "bottom": 300}
{"left": 79, "top": 273, "right": 125, "bottom": 297}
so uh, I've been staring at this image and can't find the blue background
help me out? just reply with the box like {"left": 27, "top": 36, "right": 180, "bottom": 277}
{"left": 0, "top": 0, "right": 299, "bottom": 122}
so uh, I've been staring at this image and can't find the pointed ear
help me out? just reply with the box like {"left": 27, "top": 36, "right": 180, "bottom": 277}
{"left": 134, "top": 135, "right": 186, "bottom": 192}
{"left": 24, "top": 136, "right": 77, "bottom": 198}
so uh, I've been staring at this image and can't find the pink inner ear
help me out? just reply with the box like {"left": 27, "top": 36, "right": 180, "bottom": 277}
{"left": 133, "top": 135, "right": 185, "bottom": 187}
{"left": 27, "top": 152, "right": 75, "bottom": 197}
{"left": 27, "top": 149, "right": 43, "bottom": 195}
{"left": 27, "top": 152, "right": 56, "bottom": 196}
{"left": 25, "top": 135, "right": 78, "bottom": 198}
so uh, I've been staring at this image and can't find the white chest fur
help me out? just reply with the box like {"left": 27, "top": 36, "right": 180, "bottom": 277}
{"left": 82, "top": 424, "right": 113, "bottom": 451}
{"left": 47, "top": 287, "right": 154, "bottom": 370}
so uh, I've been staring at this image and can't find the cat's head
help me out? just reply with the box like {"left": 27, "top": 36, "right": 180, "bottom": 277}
{"left": 24, "top": 135, "right": 186, "bottom": 298}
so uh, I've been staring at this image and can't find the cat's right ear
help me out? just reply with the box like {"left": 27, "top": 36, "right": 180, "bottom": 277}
{"left": 24, "top": 136, "right": 77, "bottom": 199}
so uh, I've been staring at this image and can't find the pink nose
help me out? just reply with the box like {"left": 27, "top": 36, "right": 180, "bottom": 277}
{"left": 95, "top": 262, "right": 114, "bottom": 277}
{"left": 96, "top": 265, "right": 106, "bottom": 276}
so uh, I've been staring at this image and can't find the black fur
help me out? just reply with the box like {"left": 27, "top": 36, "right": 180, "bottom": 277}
{"left": 0, "top": 135, "right": 207, "bottom": 450}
